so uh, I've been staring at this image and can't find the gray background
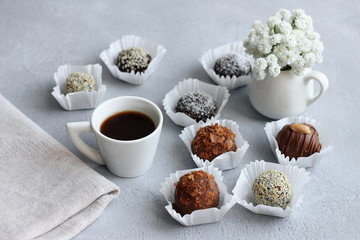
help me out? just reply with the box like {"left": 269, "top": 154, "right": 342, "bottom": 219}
{"left": 0, "top": 0, "right": 359, "bottom": 239}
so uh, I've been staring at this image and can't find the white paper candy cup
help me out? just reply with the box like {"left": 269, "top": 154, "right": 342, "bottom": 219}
{"left": 199, "top": 41, "right": 253, "bottom": 90}
{"left": 179, "top": 119, "right": 249, "bottom": 171}
{"left": 159, "top": 164, "right": 236, "bottom": 226}
{"left": 99, "top": 35, "right": 167, "bottom": 85}
{"left": 51, "top": 64, "right": 106, "bottom": 110}
{"left": 233, "top": 160, "right": 310, "bottom": 217}
{"left": 162, "top": 78, "right": 230, "bottom": 127}
{"left": 264, "top": 116, "right": 333, "bottom": 168}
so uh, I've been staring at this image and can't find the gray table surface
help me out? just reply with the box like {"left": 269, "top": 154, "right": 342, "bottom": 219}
{"left": 1, "top": 0, "right": 359, "bottom": 239}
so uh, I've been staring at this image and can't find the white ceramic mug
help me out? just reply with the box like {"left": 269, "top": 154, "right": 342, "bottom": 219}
{"left": 249, "top": 69, "right": 329, "bottom": 119}
{"left": 66, "top": 96, "right": 163, "bottom": 177}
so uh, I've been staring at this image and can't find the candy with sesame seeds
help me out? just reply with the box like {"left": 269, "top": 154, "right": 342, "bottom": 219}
{"left": 64, "top": 72, "right": 97, "bottom": 95}
{"left": 252, "top": 169, "right": 293, "bottom": 209}
{"left": 116, "top": 47, "right": 152, "bottom": 74}
{"left": 52, "top": 64, "right": 106, "bottom": 110}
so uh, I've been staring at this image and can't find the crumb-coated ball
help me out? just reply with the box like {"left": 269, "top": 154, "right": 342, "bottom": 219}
{"left": 174, "top": 170, "right": 220, "bottom": 215}
{"left": 214, "top": 54, "right": 251, "bottom": 78}
{"left": 116, "top": 47, "right": 152, "bottom": 74}
{"left": 191, "top": 123, "right": 237, "bottom": 161}
{"left": 64, "top": 72, "right": 97, "bottom": 95}
{"left": 276, "top": 123, "right": 321, "bottom": 160}
{"left": 175, "top": 90, "right": 217, "bottom": 122}
{"left": 252, "top": 169, "right": 292, "bottom": 209}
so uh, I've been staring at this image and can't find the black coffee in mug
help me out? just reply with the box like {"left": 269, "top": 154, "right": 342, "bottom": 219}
{"left": 100, "top": 111, "right": 155, "bottom": 141}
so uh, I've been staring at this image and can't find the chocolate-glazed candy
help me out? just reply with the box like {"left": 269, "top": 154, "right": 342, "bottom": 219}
{"left": 174, "top": 170, "right": 220, "bottom": 215}
{"left": 175, "top": 90, "right": 217, "bottom": 122}
{"left": 214, "top": 54, "right": 251, "bottom": 78}
{"left": 191, "top": 123, "right": 237, "bottom": 161}
{"left": 276, "top": 123, "right": 322, "bottom": 160}
{"left": 117, "top": 47, "right": 152, "bottom": 74}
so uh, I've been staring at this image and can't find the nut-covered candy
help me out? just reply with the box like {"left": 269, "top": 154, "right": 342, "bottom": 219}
{"left": 174, "top": 170, "right": 220, "bottom": 215}
{"left": 191, "top": 123, "right": 237, "bottom": 161}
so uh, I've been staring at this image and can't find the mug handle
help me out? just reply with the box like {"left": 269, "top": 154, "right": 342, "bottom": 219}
{"left": 66, "top": 122, "right": 105, "bottom": 165}
{"left": 304, "top": 71, "right": 329, "bottom": 106}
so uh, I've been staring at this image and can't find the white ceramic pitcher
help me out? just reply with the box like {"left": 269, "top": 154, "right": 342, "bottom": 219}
{"left": 248, "top": 69, "right": 329, "bottom": 119}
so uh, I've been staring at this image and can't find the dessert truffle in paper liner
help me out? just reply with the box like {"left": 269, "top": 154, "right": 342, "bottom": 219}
{"left": 264, "top": 116, "right": 332, "bottom": 168}
{"left": 276, "top": 123, "right": 321, "bottom": 160}
{"left": 51, "top": 64, "right": 106, "bottom": 110}
{"left": 174, "top": 170, "right": 220, "bottom": 215}
{"left": 214, "top": 54, "right": 251, "bottom": 78}
{"left": 116, "top": 47, "right": 152, "bottom": 74}
{"left": 199, "top": 41, "right": 253, "bottom": 90}
{"left": 232, "top": 160, "right": 310, "bottom": 217}
{"left": 64, "top": 72, "right": 97, "bottom": 95}
{"left": 163, "top": 78, "right": 230, "bottom": 127}
{"left": 159, "top": 165, "right": 236, "bottom": 226}
{"left": 252, "top": 169, "right": 292, "bottom": 209}
{"left": 175, "top": 90, "right": 217, "bottom": 123}
{"left": 100, "top": 35, "right": 166, "bottom": 85}
{"left": 179, "top": 119, "right": 249, "bottom": 171}
{"left": 191, "top": 123, "right": 237, "bottom": 162}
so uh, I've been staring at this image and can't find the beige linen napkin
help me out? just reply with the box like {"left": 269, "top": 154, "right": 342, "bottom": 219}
{"left": 0, "top": 94, "right": 119, "bottom": 240}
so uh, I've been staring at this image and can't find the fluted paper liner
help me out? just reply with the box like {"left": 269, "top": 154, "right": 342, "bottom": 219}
{"left": 162, "top": 78, "right": 230, "bottom": 127}
{"left": 264, "top": 116, "right": 332, "bottom": 168}
{"left": 179, "top": 119, "right": 249, "bottom": 171}
{"left": 51, "top": 64, "right": 106, "bottom": 110}
{"left": 199, "top": 41, "right": 253, "bottom": 90}
{"left": 160, "top": 165, "right": 236, "bottom": 226}
{"left": 100, "top": 35, "right": 167, "bottom": 85}
{"left": 233, "top": 160, "right": 310, "bottom": 217}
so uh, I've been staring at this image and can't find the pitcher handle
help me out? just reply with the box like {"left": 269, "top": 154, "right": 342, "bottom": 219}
{"left": 66, "top": 121, "right": 104, "bottom": 165}
{"left": 304, "top": 71, "right": 329, "bottom": 106}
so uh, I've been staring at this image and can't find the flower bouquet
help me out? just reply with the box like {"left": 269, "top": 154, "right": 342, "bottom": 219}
{"left": 243, "top": 9, "right": 324, "bottom": 80}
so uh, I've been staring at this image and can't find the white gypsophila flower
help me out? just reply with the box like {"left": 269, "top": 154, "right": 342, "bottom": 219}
{"left": 257, "top": 38, "right": 272, "bottom": 54}
{"left": 275, "top": 21, "right": 292, "bottom": 35}
{"left": 255, "top": 58, "right": 268, "bottom": 70}
{"left": 252, "top": 20, "right": 263, "bottom": 30}
{"left": 253, "top": 65, "right": 266, "bottom": 80}
{"left": 286, "top": 33, "right": 298, "bottom": 48}
{"left": 292, "top": 55, "right": 305, "bottom": 69}
{"left": 265, "top": 54, "right": 278, "bottom": 66}
{"left": 269, "top": 34, "right": 282, "bottom": 45}
{"left": 269, "top": 63, "right": 281, "bottom": 77}
{"left": 303, "top": 52, "right": 316, "bottom": 68}
{"left": 276, "top": 8, "right": 291, "bottom": 21}
{"left": 244, "top": 8, "right": 324, "bottom": 80}
{"left": 284, "top": 50, "right": 297, "bottom": 65}
{"left": 267, "top": 16, "right": 280, "bottom": 29}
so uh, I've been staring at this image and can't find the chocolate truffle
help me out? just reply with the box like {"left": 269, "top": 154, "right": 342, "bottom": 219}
{"left": 276, "top": 123, "right": 321, "bottom": 160}
{"left": 117, "top": 47, "right": 152, "bottom": 74}
{"left": 64, "top": 72, "right": 97, "bottom": 95}
{"left": 214, "top": 54, "right": 251, "bottom": 78}
{"left": 252, "top": 169, "right": 293, "bottom": 209}
{"left": 191, "top": 123, "right": 237, "bottom": 161}
{"left": 174, "top": 170, "right": 220, "bottom": 215}
{"left": 175, "top": 90, "right": 217, "bottom": 122}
